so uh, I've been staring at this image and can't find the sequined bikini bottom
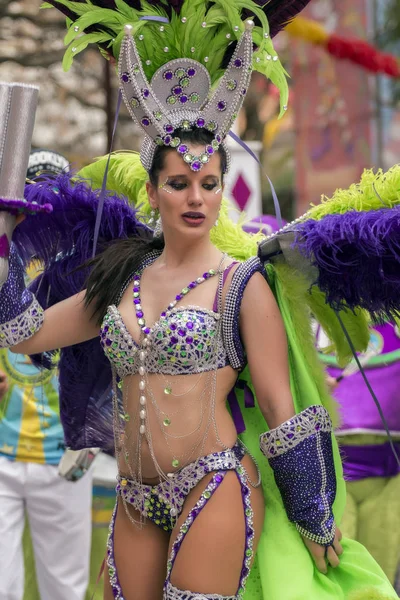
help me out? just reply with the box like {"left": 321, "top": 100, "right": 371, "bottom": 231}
{"left": 107, "top": 442, "right": 256, "bottom": 600}
{"left": 115, "top": 442, "right": 246, "bottom": 533}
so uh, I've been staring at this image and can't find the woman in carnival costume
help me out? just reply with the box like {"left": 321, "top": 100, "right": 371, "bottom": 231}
{"left": 1, "top": 1, "right": 400, "bottom": 599}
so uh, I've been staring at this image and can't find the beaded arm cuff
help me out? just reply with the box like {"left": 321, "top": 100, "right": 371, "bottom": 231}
{"left": 260, "top": 405, "right": 337, "bottom": 546}
{"left": 0, "top": 244, "right": 44, "bottom": 348}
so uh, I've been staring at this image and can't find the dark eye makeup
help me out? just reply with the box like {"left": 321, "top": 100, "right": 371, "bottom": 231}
{"left": 166, "top": 177, "right": 220, "bottom": 192}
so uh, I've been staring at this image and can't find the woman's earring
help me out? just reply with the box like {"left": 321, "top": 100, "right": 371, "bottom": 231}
{"left": 148, "top": 209, "right": 156, "bottom": 226}
{"left": 215, "top": 211, "right": 220, "bottom": 227}
{"left": 153, "top": 215, "right": 163, "bottom": 237}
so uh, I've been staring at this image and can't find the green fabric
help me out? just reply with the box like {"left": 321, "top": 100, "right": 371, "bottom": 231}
{"left": 236, "top": 266, "right": 398, "bottom": 599}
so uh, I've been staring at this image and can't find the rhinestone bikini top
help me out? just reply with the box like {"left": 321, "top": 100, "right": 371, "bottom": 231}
{"left": 99, "top": 253, "right": 264, "bottom": 378}
{"left": 100, "top": 254, "right": 234, "bottom": 379}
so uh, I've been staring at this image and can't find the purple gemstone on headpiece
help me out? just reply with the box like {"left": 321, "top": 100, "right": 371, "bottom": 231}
{"left": 133, "top": 286, "right": 139, "bottom": 293}
{"left": 106, "top": 339, "right": 112, "bottom": 347}
{"left": 141, "top": 117, "right": 150, "bottom": 127}
{"left": 187, "top": 321, "right": 194, "bottom": 330}
{"left": 179, "top": 95, "right": 188, "bottom": 104}
{"left": 164, "top": 70, "right": 173, "bottom": 80}
{"left": 242, "top": 88, "right": 247, "bottom": 96}
{"left": 171, "top": 336, "right": 179, "bottom": 344}
{"left": 178, "top": 329, "right": 186, "bottom": 337}
{"left": 186, "top": 336, "right": 193, "bottom": 344}
{"left": 178, "top": 144, "right": 188, "bottom": 154}
{"left": 217, "top": 100, "right": 227, "bottom": 111}
{"left": 191, "top": 161, "right": 201, "bottom": 171}
{"left": 206, "top": 145, "right": 214, "bottom": 155}
{"left": 216, "top": 134, "right": 222, "bottom": 143}
{"left": 136, "top": 311, "right": 144, "bottom": 318}
{"left": 134, "top": 298, "right": 140, "bottom": 305}
{"left": 121, "top": 72, "right": 130, "bottom": 83}
{"left": 170, "top": 323, "right": 177, "bottom": 331}
{"left": 142, "top": 88, "right": 150, "bottom": 98}
{"left": 161, "top": 312, "right": 167, "bottom": 318}
{"left": 172, "top": 86, "right": 183, "bottom": 96}
{"left": 187, "top": 68, "right": 196, "bottom": 77}
{"left": 164, "top": 124, "right": 174, "bottom": 133}
{"left": 143, "top": 327, "right": 151, "bottom": 335}
{"left": 196, "top": 118, "right": 205, "bottom": 128}
{"left": 234, "top": 58, "right": 243, "bottom": 68}
{"left": 164, "top": 135, "right": 172, "bottom": 145}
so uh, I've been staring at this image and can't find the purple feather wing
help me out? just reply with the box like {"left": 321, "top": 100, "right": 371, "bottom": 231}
{"left": 13, "top": 174, "right": 151, "bottom": 450}
{"left": 293, "top": 208, "right": 400, "bottom": 321}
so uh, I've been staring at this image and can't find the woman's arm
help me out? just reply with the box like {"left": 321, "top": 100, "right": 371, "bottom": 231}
{"left": 0, "top": 240, "right": 99, "bottom": 355}
{"left": 239, "top": 272, "right": 295, "bottom": 428}
{"left": 239, "top": 272, "right": 342, "bottom": 572}
{"left": 10, "top": 290, "right": 100, "bottom": 355}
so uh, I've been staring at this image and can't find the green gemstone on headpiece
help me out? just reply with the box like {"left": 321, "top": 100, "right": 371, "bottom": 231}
{"left": 211, "top": 139, "right": 219, "bottom": 149}
{"left": 226, "top": 79, "right": 237, "bottom": 91}
{"left": 133, "top": 64, "right": 140, "bottom": 74}
{"left": 155, "top": 136, "right": 164, "bottom": 146}
{"left": 154, "top": 110, "right": 162, "bottom": 121}
{"left": 180, "top": 77, "right": 190, "bottom": 88}
{"left": 167, "top": 95, "right": 177, "bottom": 105}
{"left": 170, "top": 137, "right": 180, "bottom": 148}
{"left": 200, "top": 154, "right": 209, "bottom": 163}
{"left": 184, "top": 153, "right": 194, "bottom": 163}
{"left": 190, "top": 93, "right": 200, "bottom": 103}
{"left": 175, "top": 68, "right": 185, "bottom": 78}
{"left": 181, "top": 120, "right": 191, "bottom": 130}
{"left": 206, "top": 121, "right": 217, "bottom": 132}
{"left": 130, "top": 97, "right": 139, "bottom": 108}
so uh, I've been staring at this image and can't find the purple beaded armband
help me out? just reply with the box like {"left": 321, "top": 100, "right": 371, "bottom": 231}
{"left": 0, "top": 244, "right": 44, "bottom": 347}
{"left": 260, "top": 405, "right": 337, "bottom": 546}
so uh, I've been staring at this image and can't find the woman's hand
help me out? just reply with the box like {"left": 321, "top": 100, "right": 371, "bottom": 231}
{"left": 302, "top": 527, "right": 343, "bottom": 573}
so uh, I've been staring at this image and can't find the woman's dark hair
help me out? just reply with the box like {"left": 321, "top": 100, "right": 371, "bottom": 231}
{"left": 85, "top": 127, "right": 227, "bottom": 323}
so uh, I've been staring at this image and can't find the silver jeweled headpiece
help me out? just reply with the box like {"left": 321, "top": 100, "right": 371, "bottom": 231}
{"left": 118, "top": 20, "right": 255, "bottom": 173}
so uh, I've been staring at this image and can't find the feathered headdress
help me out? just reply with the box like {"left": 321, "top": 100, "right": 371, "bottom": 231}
{"left": 43, "top": 0, "right": 310, "bottom": 171}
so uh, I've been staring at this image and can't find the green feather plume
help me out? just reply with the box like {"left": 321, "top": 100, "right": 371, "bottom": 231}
{"left": 307, "top": 165, "right": 400, "bottom": 221}
{"left": 43, "top": 0, "right": 289, "bottom": 112}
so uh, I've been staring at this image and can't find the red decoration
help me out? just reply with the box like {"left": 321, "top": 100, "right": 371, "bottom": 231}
{"left": 327, "top": 34, "right": 400, "bottom": 78}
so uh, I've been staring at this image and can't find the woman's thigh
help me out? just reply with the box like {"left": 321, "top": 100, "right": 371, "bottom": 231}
{"left": 104, "top": 498, "right": 170, "bottom": 600}
{"left": 168, "top": 455, "right": 265, "bottom": 597}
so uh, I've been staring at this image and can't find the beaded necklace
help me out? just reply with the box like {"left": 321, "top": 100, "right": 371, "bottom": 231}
{"left": 132, "top": 254, "right": 227, "bottom": 453}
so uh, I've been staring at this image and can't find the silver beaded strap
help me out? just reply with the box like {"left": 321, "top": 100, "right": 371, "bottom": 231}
{"left": 259, "top": 405, "right": 332, "bottom": 459}
{"left": 222, "top": 257, "right": 263, "bottom": 370}
{"left": 0, "top": 297, "right": 44, "bottom": 348}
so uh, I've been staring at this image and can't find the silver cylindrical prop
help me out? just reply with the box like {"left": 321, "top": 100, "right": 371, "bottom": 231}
{"left": 0, "top": 82, "right": 39, "bottom": 208}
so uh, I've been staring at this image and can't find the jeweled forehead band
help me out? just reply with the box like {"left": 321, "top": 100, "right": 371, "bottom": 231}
{"left": 118, "top": 21, "right": 255, "bottom": 173}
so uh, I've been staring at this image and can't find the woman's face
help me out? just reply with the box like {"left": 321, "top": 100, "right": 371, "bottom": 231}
{"left": 147, "top": 145, "right": 223, "bottom": 239}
